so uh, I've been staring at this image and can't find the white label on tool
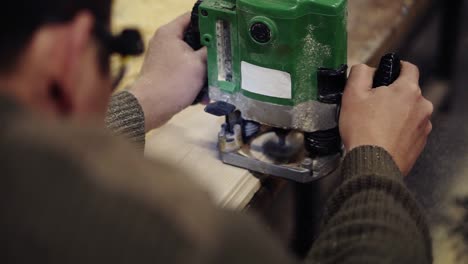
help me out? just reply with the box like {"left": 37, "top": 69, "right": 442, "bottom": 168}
{"left": 241, "top": 61, "right": 292, "bottom": 99}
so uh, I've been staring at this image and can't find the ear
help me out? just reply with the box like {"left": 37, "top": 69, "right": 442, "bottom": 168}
{"left": 49, "top": 12, "right": 96, "bottom": 115}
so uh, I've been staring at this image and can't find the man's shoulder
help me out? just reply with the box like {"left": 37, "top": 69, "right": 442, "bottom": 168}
{"left": 1, "top": 112, "right": 125, "bottom": 162}
{"left": 0, "top": 112, "right": 138, "bottom": 189}
{"left": 0, "top": 110, "right": 216, "bottom": 227}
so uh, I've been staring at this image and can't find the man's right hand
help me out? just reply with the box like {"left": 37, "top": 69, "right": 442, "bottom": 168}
{"left": 340, "top": 62, "right": 434, "bottom": 176}
{"left": 129, "top": 13, "right": 207, "bottom": 132}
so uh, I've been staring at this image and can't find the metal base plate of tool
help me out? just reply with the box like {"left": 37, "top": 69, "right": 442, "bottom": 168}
{"left": 205, "top": 53, "right": 402, "bottom": 184}
{"left": 217, "top": 122, "right": 342, "bottom": 183}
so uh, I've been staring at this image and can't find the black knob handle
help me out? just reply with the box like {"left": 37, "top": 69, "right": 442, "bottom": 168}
{"left": 305, "top": 127, "right": 342, "bottom": 157}
{"left": 318, "top": 64, "right": 348, "bottom": 104}
{"left": 184, "top": 0, "right": 209, "bottom": 105}
{"left": 327, "top": 53, "right": 402, "bottom": 157}
{"left": 184, "top": 0, "right": 203, "bottom": 50}
{"left": 373, "top": 53, "right": 401, "bottom": 88}
{"left": 110, "top": 29, "right": 145, "bottom": 57}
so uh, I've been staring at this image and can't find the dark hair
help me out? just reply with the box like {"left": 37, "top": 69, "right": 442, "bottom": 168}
{"left": 0, "top": 0, "right": 112, "bottom": 74}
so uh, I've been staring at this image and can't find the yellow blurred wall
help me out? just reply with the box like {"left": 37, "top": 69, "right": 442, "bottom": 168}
{"left": 112, "top": 0, "right": 196, "bottom": 88}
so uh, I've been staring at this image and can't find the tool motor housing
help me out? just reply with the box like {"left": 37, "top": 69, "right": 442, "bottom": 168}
{"left": 199, "top": 0, "right": 347, "bottom": 133}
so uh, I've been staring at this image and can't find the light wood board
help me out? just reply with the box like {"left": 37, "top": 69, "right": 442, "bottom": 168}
{"left": 113, "top": 0, "right": 429, "bottom": 210}
{"left": 144, "top": 105, "right": 261, "bottom": 209}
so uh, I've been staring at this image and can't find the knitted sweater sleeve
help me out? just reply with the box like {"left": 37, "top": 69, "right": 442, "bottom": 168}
{"left": 105, "top": 91, "right": 146, "bottom": 149}
{"left": 307, "top": 146, "right": 433, "bottom": 264}
{"left": 103, "top": 91, "right": 433, "bottom": 263}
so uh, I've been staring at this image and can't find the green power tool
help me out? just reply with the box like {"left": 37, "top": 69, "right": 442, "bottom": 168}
{"left": 184, "top": 0, "right": 400, "bottom": 183}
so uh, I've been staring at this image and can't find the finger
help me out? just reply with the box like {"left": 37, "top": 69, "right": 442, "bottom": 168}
{"left": 424, "top": 98, "right": 434, "bottom": 117}
{"left": 415, "top": 135, "right": 429, "bottom": 157}
{"left": 394, "top": 61, "right": 420, "bottom": 86}
{"left": 195, "top": 47, "right": 208, "bottom": 62}
{"left": 416, "top": 100, "right": 434, "bottom": 130}
{"left": 424, "top": 106, "right": 434, "bottom": 134}
{"left": 417, "top": 116, "right": 431, "bottom": 132}
{"left": 419, "top": 98, "right": 434, "bottom": 121}
{"left": 345, "top": 64, "right": 376, "bottom": 94}
{"left": 425, "top": 121, "right": 433, "bottom": 135}
{"left": 165, "top": 12, "right": 191, "bottom": 39}
{"left": 201, "top": 94, "right": 211, "bottom": 105}
{"left": 402, "top": 136, "right": 427, "bottom": 176}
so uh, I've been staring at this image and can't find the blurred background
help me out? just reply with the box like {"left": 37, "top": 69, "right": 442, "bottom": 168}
{"left": 112, "top": 0, "right": 468, "bottom": 263}
{"left": 403, "top": 1, "right": 468, "bottom": 263}
{"left": 112, "top": 0, "right": 197, "bottom": 89}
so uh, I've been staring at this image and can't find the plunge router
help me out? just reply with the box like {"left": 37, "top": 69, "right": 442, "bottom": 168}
{"left": 184, "top": 0, "right": 400, "bottom": 183}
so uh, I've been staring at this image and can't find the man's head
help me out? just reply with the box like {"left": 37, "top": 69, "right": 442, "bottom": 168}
{"left": 0, "top": 0, "right": 113, "bottom": 120}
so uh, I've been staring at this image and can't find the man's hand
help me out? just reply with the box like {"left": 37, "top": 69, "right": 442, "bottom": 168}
{"left": 129, "top": 13, "right": 207, "bottom": 131}
{"left": 340, "top": 62, "right": 433, "bottom": 176}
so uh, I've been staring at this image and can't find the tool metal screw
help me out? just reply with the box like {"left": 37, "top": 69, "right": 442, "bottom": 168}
{"left": 301, "top": 158, "right": 313, "bottom": 170}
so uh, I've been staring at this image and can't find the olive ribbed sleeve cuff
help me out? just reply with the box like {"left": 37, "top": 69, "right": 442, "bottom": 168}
{"left": 342, "top": 145, "right": 403, "bottom": 181}
{"left": 106, "top": 91, "right": 146, "bottom": 149}
{"left": 310, "top": 146, "right": 433, "bottom": 263}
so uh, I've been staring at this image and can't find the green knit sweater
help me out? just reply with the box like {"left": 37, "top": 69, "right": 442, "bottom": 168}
{"left": 0, "top": 91, "right": 433, "bottom": 264}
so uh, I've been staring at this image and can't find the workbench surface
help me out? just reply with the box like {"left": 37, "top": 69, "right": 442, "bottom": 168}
{"left": 113, "top": 0, "right": 430, "bottom": 209}
{"left": 114, "top": 0, "right": 429, "bottom": 86}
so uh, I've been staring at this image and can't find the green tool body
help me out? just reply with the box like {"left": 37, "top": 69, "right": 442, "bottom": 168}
{"left": 184, "top": 0, "right": 349, "bottom": 183}
{"left": 199, "top": 0, "right": 347, "bottom": 133}
{"left": 186, "top": 0, "right": 400, "bottom": 183}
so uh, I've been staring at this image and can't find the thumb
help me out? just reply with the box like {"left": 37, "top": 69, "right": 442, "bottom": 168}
{"left": 195, "top": 47, "right": 208, "bottom": 62}
{"left": 166, "top": 12, "right": 191, "bottom": 39}
{"left": 346, "top": 64, "right": 376, "bottom": 95}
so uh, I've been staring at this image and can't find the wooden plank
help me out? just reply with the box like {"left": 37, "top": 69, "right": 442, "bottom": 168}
{"left": 113, "top": 0, "right": 430, "bottom": 210}
{"left": 144, "top": 105, "right": 261, "bottom": 209}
